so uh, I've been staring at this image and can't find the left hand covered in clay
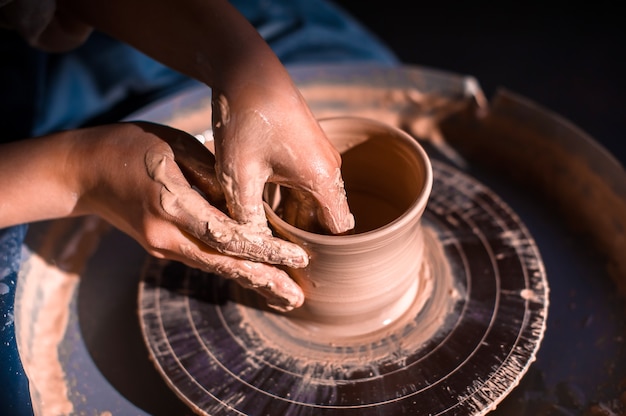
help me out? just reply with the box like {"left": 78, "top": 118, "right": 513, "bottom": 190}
{"left": 4, "top": 0, "right": 357, "bottom": 309}
{"left": 0, "top": 122, "right": 309, "bottom": 311}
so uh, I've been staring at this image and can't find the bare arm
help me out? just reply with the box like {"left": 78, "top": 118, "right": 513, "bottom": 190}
{"left": 57, "top": 0, "right": 282, "bottom": 89}
{"left": 0, "top": 132, "right": 82, "bottom": 226}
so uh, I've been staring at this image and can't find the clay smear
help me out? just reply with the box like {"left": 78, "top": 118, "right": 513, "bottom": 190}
{"left": 236, "top": 224, "right": 459, "bottom": 363}
{"left": 298, "top": 83, "right": 484, "bottom": 169}
{"left": 16, "top": 216, "right": 110, "bottom": 415}
{"left": 155, "top": 81, "right": 482, "bottom": 171}
{"left": 16, "top": 251, "right": 76, "bottom": 416}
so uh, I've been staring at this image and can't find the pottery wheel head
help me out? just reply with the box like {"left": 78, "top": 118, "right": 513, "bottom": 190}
{"left": 139, "top": 159, "right": 548, "bottom": 416}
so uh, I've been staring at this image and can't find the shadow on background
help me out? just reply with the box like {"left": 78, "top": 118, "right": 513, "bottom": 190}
{"left": 336, "top": 1, "right": 625, "bottom": 164}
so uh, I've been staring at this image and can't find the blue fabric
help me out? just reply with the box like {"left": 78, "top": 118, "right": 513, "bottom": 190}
{"left": 29, "top": 0, "right": 397, "bottom": 136}
{"left": 237, "top": 0, "right": 397, "bottom": 64}
{"left": 0, "top": 0, "right": 398, "bottom": 140}
{"left": 0, "top": 225, "right": 32, "bottom": 415}
{"left": 31, "top": 35, "right": 193, "bottom": 137}
{"left": 0, "top": 1, "right": 397, "bottom": 414}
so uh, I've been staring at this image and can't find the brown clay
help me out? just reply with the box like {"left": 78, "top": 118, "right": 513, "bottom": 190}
{"left": 265, "top": 116, "right": 433, "bottom": 337}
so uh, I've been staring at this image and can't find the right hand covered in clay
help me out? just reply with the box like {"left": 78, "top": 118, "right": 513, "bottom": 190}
{"left": 210, "top": 77, "right": 355, "bottom": 235}
{"left": 0, "top": 122, "right": 309, "bottom": 311}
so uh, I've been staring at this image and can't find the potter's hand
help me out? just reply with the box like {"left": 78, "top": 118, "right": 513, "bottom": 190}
{"left": 93, "top": 122, "right": 308, "bottom": 311}
{"left": 0, "top": 122, "right": 307, "bottom": 311}
{"left": 45, "top": 0, "right": 355, "bottom": 234}
{"left": 211, "top": 81, "right": 355, "bottom": 234}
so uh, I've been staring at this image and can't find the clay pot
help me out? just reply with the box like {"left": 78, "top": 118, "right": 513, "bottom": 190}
{"left": 265, "top": 116, "right": 433, "bottom": 337}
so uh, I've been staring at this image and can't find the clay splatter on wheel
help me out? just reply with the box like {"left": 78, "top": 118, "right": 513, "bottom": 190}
{"left": 139, "top": 160, "right": 548, "bottom": 416}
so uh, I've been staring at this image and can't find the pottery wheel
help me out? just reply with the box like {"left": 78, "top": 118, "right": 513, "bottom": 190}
{"left": 139, "top": 159, "right": 548, "bottom": 416}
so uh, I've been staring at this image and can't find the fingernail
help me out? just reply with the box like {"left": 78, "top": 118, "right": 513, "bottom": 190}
{"left": 337, "top": 212, "right": 355, "bottom": 233}
{"left": 266, "top": 278, "right": 304, "bottom": 312}
{"left": 325, "top": 208, "right": 355, "bottom": 235}
{"left": 267, "top": 299, "right": 295, "bottom": 313}
{"left": 281, "top": 245, "right": 309, "bottom": 268}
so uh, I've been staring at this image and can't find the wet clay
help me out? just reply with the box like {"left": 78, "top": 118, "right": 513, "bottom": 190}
{"left": 16, "top": 252, "right": 76, "bottom": 416}
{"left": 236, "top": 224, "right": 459, "bottom": 355}
{"left": 265, "top": 117, "right": 433, "bottom": 338}
{"left": 139, "top": 155, "right": 548, "bottom": 416}
{"left": 15, "top": 216, "right": 110, "bottom": 416}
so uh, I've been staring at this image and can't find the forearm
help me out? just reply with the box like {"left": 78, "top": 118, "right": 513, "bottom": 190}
{"left": 0, "top": 133, "right": 85, "bottom": 228}
{"left": 57, "top": 0, "right": 289, "bottom": 90}
{"left": 0, "top": 123, "right": 196, "bottom": 231}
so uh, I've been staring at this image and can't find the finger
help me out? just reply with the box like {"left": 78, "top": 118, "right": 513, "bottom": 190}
{"left": 163, "top": 181, "right": 309, "bottom": 268}
{"left": 301, "top": 166, "right": 355, "bottom": 235}
{"left": 218, "top": 163, "right": 269, "bottom": 229}
{"left": 147, "top": 151, "right": 308, "bottom": 268}
{"left": 280, "top": 188, "right": 324, "bottom": 233}
{"left": 268, "top": 131, "right": 355, "bottom": 234}
{"left": 141, "top": 121, "right": 225, "bottom": 204}
{"left": 292, "top": 168, "right": 354, "bottom": 234}
{"left": 199, "top": 220, "right": 309, "bottom": 268}
{"left": 177, "top": 242, "right": 304, "bottom": 312}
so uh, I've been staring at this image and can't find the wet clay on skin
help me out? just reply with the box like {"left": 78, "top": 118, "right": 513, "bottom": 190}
{"left": 146, "top": 142, "right": 307, "bottom": 311}
{"left": 265, "top": 117, "right": 437, "bottom": 339}
{"left": 211, "top": 91, "right": 355, "bottom": 235}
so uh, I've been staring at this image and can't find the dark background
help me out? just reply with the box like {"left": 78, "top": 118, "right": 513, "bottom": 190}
{"left": 336, "top": 1, "right": 626, "bottom": 165}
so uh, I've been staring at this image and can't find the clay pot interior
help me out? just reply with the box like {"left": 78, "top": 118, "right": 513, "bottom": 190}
{"left": 264, "top": 117, "right": 433, "bottom": 338}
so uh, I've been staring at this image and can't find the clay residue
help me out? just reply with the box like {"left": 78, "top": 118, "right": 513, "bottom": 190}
{"left": 16, "top": 216, "right": 111, "bottom": 415}
{"left": 298, "top": 82, "right": 484, "bottom": 169}
{"left": 439, "top": 89, "right": 626, "bottom": 296}
{"left": 154, "top": 79, "right": 478, "bottom": 173}
{"left": 233, "top": 224, "right": 460, "bottom": 370}
{"left": 16, "top": 251, "right": 77, "bottom": 416}
{"left": 147, "top": 149, "right": 309, "bottom": 266}
{"left": 146, "top": 148, "right": 308, "bottom": 311}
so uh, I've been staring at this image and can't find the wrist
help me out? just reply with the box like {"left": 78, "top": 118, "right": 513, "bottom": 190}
{"left": 0, "top": 132, "right": 84, "bottom": 227}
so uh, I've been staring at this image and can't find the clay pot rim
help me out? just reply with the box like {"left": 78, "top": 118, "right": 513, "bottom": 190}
{"left": 265, "top": 116, "right": 433, "bottom": 245}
